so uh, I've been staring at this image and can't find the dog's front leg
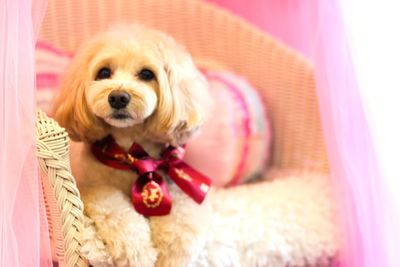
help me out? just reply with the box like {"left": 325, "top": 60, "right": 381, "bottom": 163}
{"left": 81, "top": 185, "right": 158, "bottom": 267}
{"left": 149, "top": 184, "right": 212, "bottom": 267}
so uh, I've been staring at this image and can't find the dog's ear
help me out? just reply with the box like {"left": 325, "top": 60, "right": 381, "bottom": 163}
{"left": 147, "top": 53, "right": 211, "bottom": 146}
{"left": 52, "top": 47, "right": 105, "bottom": 142}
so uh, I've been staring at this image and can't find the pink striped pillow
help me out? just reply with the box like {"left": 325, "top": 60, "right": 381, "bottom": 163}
{"left": 35, "top": 42, "right": 271, "bottom": 187}
{"left": 35, "top": 42, "right": 72, "bottom": 114}
{"left": 185, "top": 70, "right": 271, "bottom": 187}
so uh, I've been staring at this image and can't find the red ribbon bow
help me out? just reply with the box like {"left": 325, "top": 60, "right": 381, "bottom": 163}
{"left": 91, "top": 136, "right": 211, "bottom": 216}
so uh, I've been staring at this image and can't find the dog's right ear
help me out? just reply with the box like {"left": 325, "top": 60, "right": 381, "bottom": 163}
{"left": 52, "top": 48, "right": 105, "bottom": 142}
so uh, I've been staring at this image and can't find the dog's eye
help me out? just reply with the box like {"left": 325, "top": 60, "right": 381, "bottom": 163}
{"left": 138, "top": 69, "right": 155, "bottom": 81}
{"left": 95, "top": 67, "right": 112, "bottom": 80}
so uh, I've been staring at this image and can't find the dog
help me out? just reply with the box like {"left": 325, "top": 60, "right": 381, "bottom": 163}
{"left": 53, "top": 24, "right": 213, "bottom": 267}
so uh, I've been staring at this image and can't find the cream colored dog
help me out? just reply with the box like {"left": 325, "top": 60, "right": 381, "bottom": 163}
{"left": 53, "top": 24, "right": 212, "bottom": 267}
{"left": 53, "top": 24, "right": 339, "bottom": 267}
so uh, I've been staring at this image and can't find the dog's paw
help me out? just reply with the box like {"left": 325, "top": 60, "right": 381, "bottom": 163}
{"left": 83, "top": 188, "right": 158, "bottom": 267}
{"left": 155, "top": 253, "right": 192, "bottom": 267}
{"left": 150, "top": 185, "right": 213, "bottom": 267}
{"left": 81, "top": 216, "right": 113, "bottom": 267}
{"left": 100, "top": 215, "right": 158, "bottom": 267}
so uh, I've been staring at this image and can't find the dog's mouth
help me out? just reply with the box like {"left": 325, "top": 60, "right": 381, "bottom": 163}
{"left": 110, "top": 110, "right": 133, "bottom": 120}
{"left": 111, "top": 112, "right": 131, "bottom": 120}
{"left": 102, "top": 109, "right": 139, "bottom": 128}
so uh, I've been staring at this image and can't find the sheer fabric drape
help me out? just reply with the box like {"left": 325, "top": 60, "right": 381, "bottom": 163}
{"left": 0, "top": 0, "right": 52, "bottom": 266}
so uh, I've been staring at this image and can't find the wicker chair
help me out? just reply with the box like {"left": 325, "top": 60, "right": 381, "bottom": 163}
{"left": 36, "top": 0, "right": 328, "bottom": 266}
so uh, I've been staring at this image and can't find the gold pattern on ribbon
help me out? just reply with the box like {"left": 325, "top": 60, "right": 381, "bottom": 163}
{"left": 141, "top": 181, "right": 163, "bottom": 208}
{"left": 175, "top": 169, "right": 192, "bottom": 181}
{"left": 114, "top": 153, "right": 135, "bottom": 164}
{"left": 200, "top": 184, "right": 209, "bottom": 193}
{"left": 126, "top": 154, "right": 135, "bottom": 164}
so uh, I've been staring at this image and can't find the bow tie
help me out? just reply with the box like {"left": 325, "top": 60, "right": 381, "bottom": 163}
{"left": 91, "top": 135, "right": 211, "bottom": 216}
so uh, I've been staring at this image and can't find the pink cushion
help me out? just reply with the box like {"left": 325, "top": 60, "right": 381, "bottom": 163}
{"left": 35, "top": 41, "right": 271, "bottom": 187}
{"left": 185, "top": 71, "right": 271, "bottom": 187}
{"left": 35, "top": 42, "right": 72, "bottom": 114}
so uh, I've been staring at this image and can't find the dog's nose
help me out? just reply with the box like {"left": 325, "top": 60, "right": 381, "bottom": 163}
{"left": 108, "top": 90, "right": 131, "bottom": 109}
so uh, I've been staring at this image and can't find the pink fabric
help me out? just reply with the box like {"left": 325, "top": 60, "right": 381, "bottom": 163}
{"left": 37, "top": 73, "right": 60, "bottom": 88}
{"left": 207, "top": 0, "right": 400, "bottom": 266}
{"left": 313, "top": 2, "right": 398, "bottom": 266}
{"left": 35, "top": 41, "right": 71, "bottom": 114}
{"left": 185, "top": 70, "right": 270, "bottom": 187}
{"left": 36, "top": 42, "right": 73, "bottom": 57}
{"left": 0, "top": 0, "right": 52, "bottom": 266}
{"left": 203, "top": 72, "right": 251, "bottom": 186}
{"left": 206, "top": 1, "right": 316, "bottom": 58}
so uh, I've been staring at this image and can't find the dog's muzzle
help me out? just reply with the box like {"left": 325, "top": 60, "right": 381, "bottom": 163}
{"left": 108, "top": 90, "right": 130, "bottom": 109}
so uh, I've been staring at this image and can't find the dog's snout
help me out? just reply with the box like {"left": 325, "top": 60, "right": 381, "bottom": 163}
{"left": 108, "top": 90, "right": 131, "bottom": 109}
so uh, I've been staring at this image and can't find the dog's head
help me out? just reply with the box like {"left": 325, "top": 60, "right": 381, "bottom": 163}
{"left": 53, "top": 25, "right": 210, "bottom": 145}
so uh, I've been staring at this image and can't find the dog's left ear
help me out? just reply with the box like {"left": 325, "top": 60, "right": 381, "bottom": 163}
{"left": 148, "top": 56, "right": 211, "bottom": 146}
{"left": 52, "top": 41, "right": 107, "bottom": 143}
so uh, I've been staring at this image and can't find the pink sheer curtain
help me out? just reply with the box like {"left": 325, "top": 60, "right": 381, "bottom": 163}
{"left": 207, "top": 0, "right": 400, "bottom": 266}
{"left": 0, "top": 0, "right": 52, "bottom": 266}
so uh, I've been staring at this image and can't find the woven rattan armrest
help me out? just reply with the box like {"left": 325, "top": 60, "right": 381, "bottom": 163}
{"left": 36, "top": 110, "right": 88, "bottom": 267}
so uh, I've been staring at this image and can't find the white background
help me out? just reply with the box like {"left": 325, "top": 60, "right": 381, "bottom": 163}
{"left": 341, "top": 0, "right": 400, "bottom": 202}
{"left": 341, "top": 1, "right": 400, "bottom": 262}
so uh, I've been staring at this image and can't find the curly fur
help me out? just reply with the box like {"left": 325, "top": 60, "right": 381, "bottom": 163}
{"left": 54, "top": 24, "right": 212, "bottom": 267}
{"left": 54, "top": 24, "right": 338, "bottom": 267}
